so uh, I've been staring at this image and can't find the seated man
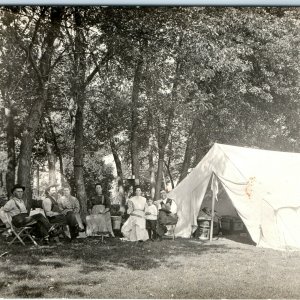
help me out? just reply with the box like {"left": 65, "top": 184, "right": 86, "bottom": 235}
{"left": 3, "top": 184, "right": 54, "bottom": 243}
{"left": 59, "top": 186, "right": 85, "bottom": 231}
{"left": 155, "top": 190, "right": 178, "bottom": 240}
{"left": 42, "top": 185, "right": 81, "bottom": 241}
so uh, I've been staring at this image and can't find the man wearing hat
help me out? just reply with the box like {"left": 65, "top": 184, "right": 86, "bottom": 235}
{"left": 42, "top": 184, "right": 81, "bottom": 240}
{"left": 154, "top": 190, "right": 178, "bottom": 241}
{"left": 3, "top": 184, "right": 54, "bottom": 243}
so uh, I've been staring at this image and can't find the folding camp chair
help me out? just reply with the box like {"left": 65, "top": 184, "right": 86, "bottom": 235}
{"left": 5, "top": 213, "right": 38, "bottom": 246}
{"left": 0, "top": 220, "right": 7, "bottom": 235}
{"left": 48, "top": 219, "right": 72, "bottom": 241}
{"left": 164, "top": 224, "right": 176, "bottom": 240}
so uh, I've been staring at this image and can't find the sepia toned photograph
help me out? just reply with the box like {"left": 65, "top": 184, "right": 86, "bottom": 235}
{"left": 1, "top": 5, "right": 300, "bottom": 299}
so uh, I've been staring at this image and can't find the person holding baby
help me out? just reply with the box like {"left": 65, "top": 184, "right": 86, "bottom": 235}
{"left": 154, "top": 190, "right": 178, "bottom": 241}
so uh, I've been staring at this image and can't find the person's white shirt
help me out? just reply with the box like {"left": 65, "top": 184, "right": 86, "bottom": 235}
{"left": 145, "top": 204, "right": 158, "bottom": 220}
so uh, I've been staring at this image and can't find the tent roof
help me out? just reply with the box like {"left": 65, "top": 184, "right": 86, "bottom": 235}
{"left": 214, "top": 143, "right": 300, "bottom": 209}
{"left": 174, "top": 143, "right": 300, "bottom": 209}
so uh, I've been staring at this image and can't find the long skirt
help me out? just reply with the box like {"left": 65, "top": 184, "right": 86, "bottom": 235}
{"left": 121, "top": 215, "right": 149, "bottom": 241}
{"left": 86, "top": 205, "right": 114, "bottom": 237}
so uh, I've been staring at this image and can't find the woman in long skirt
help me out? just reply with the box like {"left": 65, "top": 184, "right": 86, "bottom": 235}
{"left": 121, "top": 186, "right": 148, "bottom": 242}
{"left": 86, "top": 183, "right": 115, "bottom": 237}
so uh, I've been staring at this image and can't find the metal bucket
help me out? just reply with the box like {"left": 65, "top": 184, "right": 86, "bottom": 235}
{"left": 198, "top": 219, "right": 211, "bottom": 241}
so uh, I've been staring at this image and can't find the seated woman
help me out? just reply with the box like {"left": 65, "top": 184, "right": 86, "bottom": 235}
{"left": 121, "top": 186, "right": 149, "bottom": 242}
{"left": 86, "top": 183, "right": 115, "bottom": 237}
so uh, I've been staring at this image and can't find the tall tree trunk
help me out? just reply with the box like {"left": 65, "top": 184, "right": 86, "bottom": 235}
{"left": 46, "top": 114, "right": 64, "bottom": 185}
{"left": 164, "top": 158, "right": 174, "bottom": 189}
{"left": 154, "top": 149, "right": 165, "bottom": 200}
{"left": 110, "top": 139, "right": 125, "bottom": 208}
{"left": 194, "top": 141, "right": 204, "bottom": 166}
{"left": 179, "top": 137, "right": 194, "bottom": 183}
{"left": 154, "top": 117, "right": 174, "bottom": 199}
{"left": 154, "top": 57, "right": 181, "bottom": 199}
{"left": 148, "top": 138, "right": 156, "bottom": 200}
{"left": 130, "top": 58, "right": 143, "bottom": 181}
{"left": 164, "top": 135, "right": 175, "bottom": 189}
{"left": 46, "top": 143, "right": 57, "bottom": 185}
{"left": 71, "top": 8, "right": 98, "bottom": 217}
{"left": 17, "top": 8, "right": 63, "bottom": 208}
{"left": 74, "top": 105, "right": 87, "bottom": 216}
{"left": 73, "top": 8, "right": 87, "bottom": 218}
{"left": 18, "top": 88, "right": 48, "bottom": 208}
{"left": 147, "top": 110, "right": 156, "bottom": 199}
{"left": 5, "top": 105, "right": 16, "bottom": 198}
{"left": 194, "top": 131, "right": 209, "bottom": 167}
{"left": 179, "top": 120, "right": 197, "bottom": 183}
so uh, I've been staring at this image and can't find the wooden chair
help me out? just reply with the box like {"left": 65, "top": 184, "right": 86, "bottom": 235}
{"left": 164, "top": 224, "right": 176, "bottom": 240}
{"left": 5, "top": 213, "right": 38, "bottom": 246}
{"left": 171, "top": 224, "right": 176, "bottom": 240}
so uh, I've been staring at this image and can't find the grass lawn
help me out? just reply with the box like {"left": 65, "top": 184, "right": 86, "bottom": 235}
{"left": 1, "top": 233, "right": 300, "bottom": 299}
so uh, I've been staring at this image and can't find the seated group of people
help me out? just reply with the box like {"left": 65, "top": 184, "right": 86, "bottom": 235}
{"left": 0, "top": 183, "right": 178, "bottom": 244}
{"left": 121, "top": 187, "right": 178, "bottom": 242}
{"left": 0, "top": 183, "right": 113, "bottom": 244}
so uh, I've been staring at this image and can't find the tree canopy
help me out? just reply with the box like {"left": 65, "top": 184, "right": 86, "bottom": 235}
{"left": 1, "top": 7, "right": 300, "bottom": 208}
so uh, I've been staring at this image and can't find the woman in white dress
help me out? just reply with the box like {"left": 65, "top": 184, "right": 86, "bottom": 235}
{"left": 121, "top": 186, "right": 149, "bottom": 242}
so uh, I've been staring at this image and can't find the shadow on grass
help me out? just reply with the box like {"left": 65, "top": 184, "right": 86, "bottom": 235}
{"left": 14, "top": 285, "right": 45, "bottom": 298}
{"left": 0, "top": 236, "right": 230, "bottom": 272}
{"left": 13, "top": 283, "right": 86, "bottom": 298}
{"left": 0, "top": 235, "right": 233, "bottom": 298}
{"left": 0, "top": 266, "right": 40, "bottom": 280}
{"left": 0, "top": 235, "right": 253, "bottom": 298}
{"left": 222, "top": 233, "right": 256, "bottom": 246}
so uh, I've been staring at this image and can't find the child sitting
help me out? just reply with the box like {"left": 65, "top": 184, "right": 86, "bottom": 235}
{"left": 145, "top": 198, "right": 158, "bottom": 241}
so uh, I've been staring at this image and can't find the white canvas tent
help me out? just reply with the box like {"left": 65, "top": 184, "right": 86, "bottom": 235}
{"left": 169, "top": 143, "right": 300, "bottom": 251}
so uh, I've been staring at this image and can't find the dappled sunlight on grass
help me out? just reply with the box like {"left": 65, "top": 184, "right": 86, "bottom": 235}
{"left": 1, "top": 235, "right": 300, "bottom": 298}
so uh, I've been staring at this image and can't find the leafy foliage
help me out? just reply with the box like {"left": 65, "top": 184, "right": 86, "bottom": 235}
{"left": 1, "top": 7, "right": 300, "bottom": 199}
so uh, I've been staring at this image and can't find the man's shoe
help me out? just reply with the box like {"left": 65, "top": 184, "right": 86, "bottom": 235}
{"left": 74, "top": 225, "right": 83, "bottom": 233}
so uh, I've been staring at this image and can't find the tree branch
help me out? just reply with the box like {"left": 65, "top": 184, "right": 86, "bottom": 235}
{"left": 50, "top": 46, "right": 67, "bottom": 71}
{"left": 13, "top": 9, "right": 46, "bottom": 86}
{"left": 91, "top": 51, "right": 111, "bottom": 76}
{"left": 28, "top": 8, "right": 46, "bottom": 53}
{"left": 84, "top": 64, "right": 99, "bottom": 87}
